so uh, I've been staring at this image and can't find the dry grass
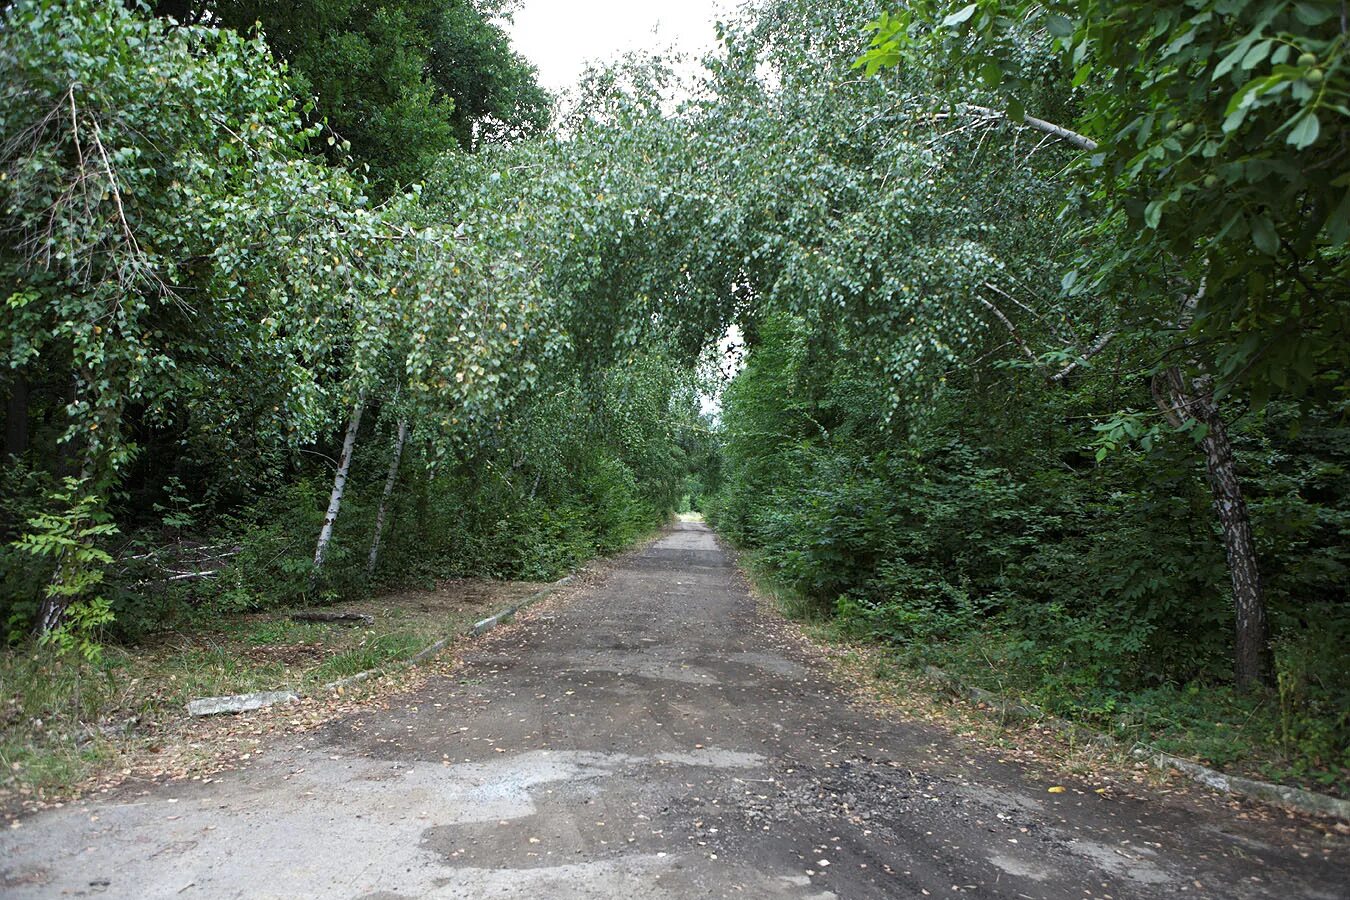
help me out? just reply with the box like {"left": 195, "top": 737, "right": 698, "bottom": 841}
{"left": 0, "top": 576, "right": 546, "bottom": 818}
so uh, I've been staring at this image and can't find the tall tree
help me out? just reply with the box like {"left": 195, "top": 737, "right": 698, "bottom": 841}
{"left": 856, "top": 0, "right": 1349, "bottom": 688}
{"left": 150, "top": 0, "right": 552, "bottom": 189}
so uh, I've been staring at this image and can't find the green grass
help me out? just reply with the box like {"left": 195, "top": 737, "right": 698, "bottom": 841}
{"left": 909, "top": 631, "right": 1349, "bottom": 797}
{"left": 738, "top": 552, "right": 1349, "bottom": 800}
{"left": 1, "top": 578, "right": 540, "bottom": 805}
{"left": 308, "top": 631, "right": 428, "bottom": 683}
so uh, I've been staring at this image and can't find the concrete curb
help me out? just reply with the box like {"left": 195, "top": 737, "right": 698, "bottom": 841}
{"left": 186, "top": 691, "right": 300, "bottom": 717}
{"left": 465, "top": 573, "right": 575, "bottom": 637}
{"left": 1136, "top": 747, "right": 1350, "bottom": 820}
{"left": 320, "top": 572, "right": 578, "bottom": 694}
{"left": 921, "top": 665, "right": 1350, "bottom": 822}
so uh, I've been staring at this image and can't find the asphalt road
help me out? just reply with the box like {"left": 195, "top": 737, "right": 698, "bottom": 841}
{"left": 2, "top": 522, "right": 1345, "bottom": 899}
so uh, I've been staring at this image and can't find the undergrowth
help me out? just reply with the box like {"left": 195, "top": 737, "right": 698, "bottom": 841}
{"left": 0, "top": 578, "right": 544, "bottom": 804}
{"left": 730, "top": 546, "right": 1349, "bottom": 800}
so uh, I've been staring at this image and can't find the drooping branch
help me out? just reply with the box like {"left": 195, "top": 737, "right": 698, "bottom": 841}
{"left": 978, "top": 286, "right": 1040, "bottom": 368}
{"left": 964, "top": 104, "right": 1100, "bottom": 152}
{"left": 980, "top": 281, "right": 1120, "bottom": 386}
{"left": 1051, "top": 330, "right": 1116, "bottom": 382}
{"left": 87, "top": 106, "right": 143, "bottom": 262}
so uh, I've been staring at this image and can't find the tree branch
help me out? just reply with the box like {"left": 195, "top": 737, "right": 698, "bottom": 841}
{"left": 1051, "top": 330, "right": 1116, "bottom": 382}
{"left": 965, "top": 104, "right": 1099, "bottom": 152}
{"left": 977, "top": 286, "right": 1041, "bottom": 369}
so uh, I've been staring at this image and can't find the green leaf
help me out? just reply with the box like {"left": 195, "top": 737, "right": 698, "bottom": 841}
{"left": 1293, "top": 2, "right": 1335, "bottom": 25}
{"left": 1006, "top": 97, "right": 1025, "bottom": 124}
{"left": 980, "top": 61, "right": 1003, "bottom": 87}
{"left": 1144, "top": 200, "right": 1163, "bottom": 229}
{"left": 1240, "top": 39, "right": 1273, "bottom": 71}
{"left": 1214, "top": 38, "right": 1253, "bottom": 80}
{"left": 1045, "top": 14, "right": 1074, "bottom": 38}
{"left": 1250, "top": 214, "right": 1279, "bottom": 255}
{"left": 942, "top": 4, "right": 977, "bottom": 27}
{"left": 1287, "top": 111, "right": 1321, "bottom": 149}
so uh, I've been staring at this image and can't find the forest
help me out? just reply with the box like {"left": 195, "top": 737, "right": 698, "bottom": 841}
{"left": 1, "top": 0, "right": 1346, "bottom": 800}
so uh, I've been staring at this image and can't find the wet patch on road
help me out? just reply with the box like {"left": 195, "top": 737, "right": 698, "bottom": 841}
{"left": 1, "top": 522, "right": 1344, "bottom": 900}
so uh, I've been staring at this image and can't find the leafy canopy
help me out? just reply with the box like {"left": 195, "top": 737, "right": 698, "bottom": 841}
{"left": 150, "top": 0, "right": 552, "bottom": 189}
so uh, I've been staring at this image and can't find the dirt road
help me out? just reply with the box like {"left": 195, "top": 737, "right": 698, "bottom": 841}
{"left": 2, "top": 522, "right": 1345, "bottom": 899}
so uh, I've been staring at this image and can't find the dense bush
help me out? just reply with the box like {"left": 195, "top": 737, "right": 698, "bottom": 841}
{"left": 0, "top": 1, "right": 703, "bottom": 649}
{"left": 708, "top": 314, "right": 1350, "bottom": 780}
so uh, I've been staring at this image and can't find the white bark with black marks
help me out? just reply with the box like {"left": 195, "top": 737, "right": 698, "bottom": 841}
{"left": 366, "top": 418, "right": 408, "bottom": 577}
{"left": 312, "top": 395, "right": 364, "bottom": 582}
{"left": 1154, "top": 368, "right": 1273, "bottom": 688}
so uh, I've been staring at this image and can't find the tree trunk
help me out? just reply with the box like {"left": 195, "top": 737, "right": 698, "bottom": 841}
{"left": 5, "top": 374, "right": 29, "bottom": 458}
{"left": 311, "top": 395, "right": 364, "bottom": 583}
{"left": 1157, "top": 368, "right": 1274, "bottom": 689}
{"left": 35, "top": 576, "right": 69, "bottom": 636}
{"left": 366, "top": 418, "right": 408, "bottom": 577}
{"left": 33, "top": 456, "right": 97, "bottom": 637}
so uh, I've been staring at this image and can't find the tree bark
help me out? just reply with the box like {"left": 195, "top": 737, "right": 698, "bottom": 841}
{"left": 366, "top": 418, "right": 408, "bottom": 577}
{"left": 1155, "top": 368, "right": 1274, "bottom": 689}
{"left": 311, "top": 395, "right": 364, "bottom": 582}
{"left": 964, "top": 104, "right": 1100, "bottom": 151}
{"left": 35, "top": 577, "right": 69, "bottom": 636}
{"left": 34, "top": 456, "right": 97, "bottom": 637}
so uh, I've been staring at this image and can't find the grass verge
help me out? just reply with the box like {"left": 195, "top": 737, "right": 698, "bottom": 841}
{"left": 734, "top": 549, "right": 1349, "bottom": 805}
{"left": 0, "top": 577, "right": 546, "bottom": 814}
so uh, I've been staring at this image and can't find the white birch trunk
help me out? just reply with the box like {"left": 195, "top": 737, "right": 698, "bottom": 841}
{"left": 1156, "top": 368, "right": 1273, "bottom": 688}
{"left": 312, "top": 395, "right": 364, "bottom": 581}
{"left": 366, "top": 418, "right": 408, "bottom": 577}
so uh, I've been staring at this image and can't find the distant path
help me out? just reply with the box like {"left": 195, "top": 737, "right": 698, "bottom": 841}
{"left": 2, "top": 522, "right": 1345, "bottom": 898}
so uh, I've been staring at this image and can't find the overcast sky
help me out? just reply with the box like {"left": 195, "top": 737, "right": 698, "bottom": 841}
{"left": 504, "top": 0, "right": 729, "bottom": 95}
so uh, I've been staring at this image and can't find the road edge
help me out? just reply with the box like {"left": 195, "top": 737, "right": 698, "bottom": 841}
{"left": 923, "top": 664, "right": 1350, "bottom": 822}
{"left": 319, "top": 572, "right": 579, "bottom": 693}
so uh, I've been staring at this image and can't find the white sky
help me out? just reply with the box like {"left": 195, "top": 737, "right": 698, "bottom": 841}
{"left": 504, "top": 2, "right": 742, "bottom": 413}
{"left": 504, "top": 0, "right": 728, "bottom": 95}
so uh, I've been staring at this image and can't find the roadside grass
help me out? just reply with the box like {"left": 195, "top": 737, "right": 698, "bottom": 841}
{"left": 736, "top": 550, "right": 1349, "bottom": 802}
{"left": 0, "top": 577, "right": 546, "bottom": 807}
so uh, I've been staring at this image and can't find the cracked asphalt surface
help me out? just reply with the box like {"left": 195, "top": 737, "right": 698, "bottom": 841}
{"left": 2, "top": 522, "right": 1346, "bottom": 899}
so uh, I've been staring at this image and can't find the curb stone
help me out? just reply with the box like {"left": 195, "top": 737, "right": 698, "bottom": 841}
{"left": 465, "top": 573, "right": 576, "bottom": 637}
{"left": 319, "top": 572, "right": 578, "bottom": 693}
{"left": 1136, "top": 747, "right": 1350, "bottom": 820}
{"left": 921, "top": 665, "right": 1350, "bottom": 822}
{"left": 186, "top": 691, "right": 299, "bottom": 717}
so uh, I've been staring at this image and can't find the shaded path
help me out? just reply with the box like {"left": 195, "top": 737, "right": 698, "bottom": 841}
{"left": 2, "top": 523, "right": 1345, "bottom": 898}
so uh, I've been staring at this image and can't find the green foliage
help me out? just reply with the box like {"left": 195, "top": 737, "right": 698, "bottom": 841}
{"left": 0, "top": 1, "right": 698, "bottom": 642}
{"left": 152, "top": 0, "right": 552, "bottom": 189}
{"left": 858, "top": 0, "right": 1350, "bottom": 405}
{"left": 710, "top": 309, "right": 1349, "bottom": 787}
{"left": 10, "top": 480, "right": 117, "bottom": 660}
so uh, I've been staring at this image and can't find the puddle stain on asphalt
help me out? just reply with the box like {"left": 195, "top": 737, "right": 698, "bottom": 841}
{"left": 0, "top": 523, "right": 1345, "bottom": 900}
